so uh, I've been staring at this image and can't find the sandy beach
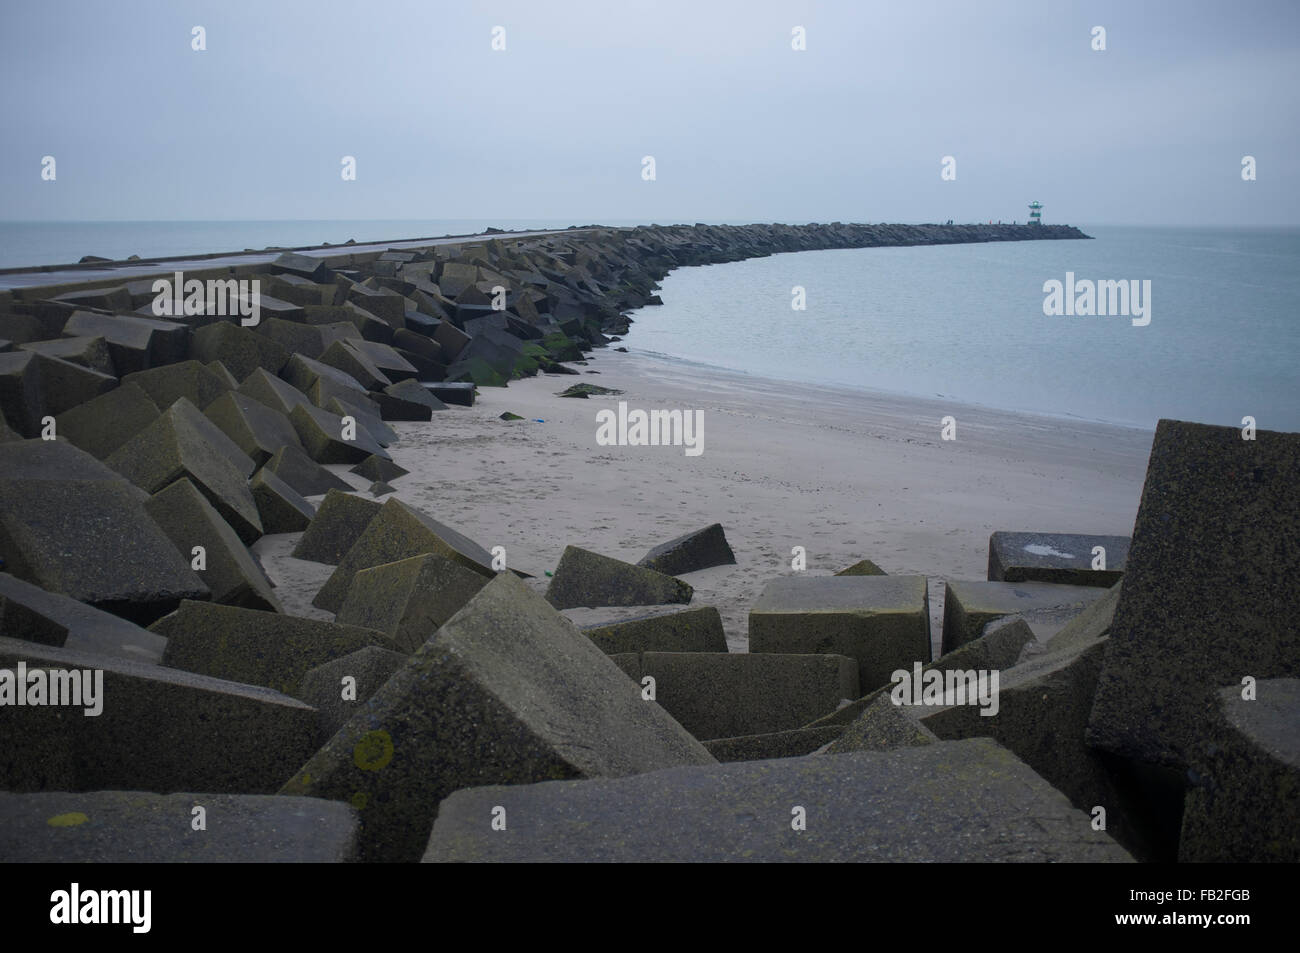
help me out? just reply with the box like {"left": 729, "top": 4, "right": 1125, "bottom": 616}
{"left": 257, "top": 349, "right": 1154, "bottom": 654}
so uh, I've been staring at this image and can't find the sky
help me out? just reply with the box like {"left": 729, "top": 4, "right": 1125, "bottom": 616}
{"left": 1, "top": 0, "right": 1296, "bottom": 226}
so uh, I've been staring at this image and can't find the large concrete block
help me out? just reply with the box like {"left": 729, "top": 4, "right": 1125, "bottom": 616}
{"left": 318, "top": 340, "right": 392, "bottom": 391}
{"left": 835, "top": 559, "right": 887, "bottom": 576}
{"left": 280, "top": 573, "right": 715, "bottom": 862}
{"left": 264, "top": 444, "right": 351, "bottom": 498}
{"left": 290, "top": 489, "right": 381, "bottom": 564}
{"left": 0, "top": 637, "right": 318, "bottom": 794}
{"left": 704, "top": 726, "right": 846, "bottom": 763}
{"left": 826, "top": 694, "right": 939, "bottom": 753}
{"left": 122, "top": 360, "right": 231, "bottom": 412}
{"left": 635, "top": 651, "right": 859, "bottom": 740}
{"left": 637, "top": 522, "right": 736, "bottom": 576}
{"left": 19, "top": 335, "right": 115, "bottom": 376}
{"left": 988, "top": 531, "right": 1129, "bottom": 587}
{"left": 323, "top": 395, "right": 397, "bottom": 446}
{"left": 919, "top": 633, "right": 1161, "bottom": 860}
{"left": 249, "top": 466, "right": 315, "bottom": 534}
{"left": 270, "top": 250, "right": 333, "bottom": 283}
{"left": 0, "top": 792, "right": 359, "bottom": 862}
{"left": 27, "top": 352, "right": 117, "bottom": 417}
{"left": 288, "top": 402, "right": 389, "bottom": 465}
{"left": 1087, "top": 420, "right": 1300, "bottom": 771}
{"left": 296, "top": 645, "right": 406, "bottom": 742}
{"left": 577, "top": 605, "right": 727, "bottom": 655}
{"left": 802, "top": 614, "right": 1038, "bottom": 730}
{"left": 312, "top": 498, "right": 495, "bottom": 613}
{"left": 0, "top": 440, "right": 208, "bottom": 623}
{"left": 107, "top": 398, "right": 262, "bottom": 544}
{"left": 545, "top": 545, "right": 693, "bottom": 609}
{"left": 349, "top": 453, "right": 407, "bottom": 484}
{"left": 53, "top": 381, "right": 159, "bottom": 459}
{"left": 1180, "top": 679, "right": 1300, "bottom": 862}
{"left": 152, "top": 600, "right": 387, "bottom": 696}
{"left": 238, "top": 366, "right": 313, "bottom": 416}
{"left": 941, "top": 580, "right": 1104, "bottom": 654}
{"left": 62, "top": 311, "right": 186, "bottom": 374}
{"left": 424, "top": 738, "right": 1134, "bottom": 862}
{"left": 0, "top": 572, "right": 167, "bottom": 663}
{"left": 143, "top": 479, "right": 281, "bottom": 612}
{"left": 0, "top": 351, "right": 44, "bottom": 436}
{"left": 749, "top": 575, "right": 930, "bottom": 692}
{"left": 190, "top": 321, "right": 289, "bottom": 381}
{"left": 334, "top": 553, "right": 489, "bottom": 653}
{"left": 204, "top": 390, "right": 303, "bottom": 466}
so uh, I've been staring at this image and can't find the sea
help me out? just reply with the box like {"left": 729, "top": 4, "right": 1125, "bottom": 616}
{"left": 1, "top": 220, "right": 1295, "bottom": 432}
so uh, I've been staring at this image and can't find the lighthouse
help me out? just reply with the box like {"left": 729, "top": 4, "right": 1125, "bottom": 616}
{"left": 1027, "top": 201, "right": 1043, "bottom": 225}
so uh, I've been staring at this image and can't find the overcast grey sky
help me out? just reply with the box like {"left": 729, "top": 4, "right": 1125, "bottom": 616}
{"left": 1, "top": 0, "right": 1295, "bottom": 226}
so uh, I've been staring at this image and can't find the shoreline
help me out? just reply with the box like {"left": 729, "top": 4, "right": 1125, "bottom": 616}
{"left": 261, "top": 346, "right": 1153, "bottom": 655}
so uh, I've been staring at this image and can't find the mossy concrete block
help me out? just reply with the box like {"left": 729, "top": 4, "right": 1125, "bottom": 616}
{"left": 545, "top": 545, "right": 693, "bottom": 610}
{"left": 19, "top": 335, "right": 115, "bottom": 376}
{"left": 62, "top": 311, "right": 186, "bottom": 374}
{"left": 0, "top": 637, "right": 318, "bottom": 794}
{"left": 254, "top": 316, "right": 335, "bottom": 361}
{"left": 296, "top": 645, "right": 407, "bottom": 742}
{"left": 143, "top": 478, "right": 281, "bottom": 613}
{"left": 249, "top": 466, "right": 315, "bottom": 534}
{"left": 270, "top": 250, "right": 333, "bottom": 282}
{"left": 288, "top": 402, "right": 388, "bottom": 465}
{"left": 578, "top": 605, "right": 727, "bottom": 655}
{"left": 424, "top": 738, "right": 1134, "bottom": 863}
{"left": 803, "top": 613, "right": 1038, "bottom": 730}
{"left": 825, "top": 694, "right": 939, "bottom": 753}
{"left": 107, "top": 398, "right": 262, "bottom": 544}
{"left": 264, "top": 444, "right": 351, "bottom": 498}
{"left": 704, "top": 726, "right": 846, "bottom": 763}
{"left": 425, "top": 381, "right": 475, "bottom": 406}
{"left": 280, "top": 573, "right": 714, "bottom": 862}
{"left": 749, "top": 575, "right": 930, "bottom": 693}
{"left": 282, "top": 353, "right": 371, "bottom": 409}
{"left": 0, "top": 350, "right": 44, "bottom": 436}
{"left": 349, "top": 453, "right": 407, "bottom": 484}
{"left": 324, "top": 396, "right": 397, "bottom": 446}
{"left": 835, "top": 559, "right": 887, "bottom": 576}
{"left": 190, "top": 321, "right": 289, "bottom": 381}
{"left": 335, "top": 553, "right": 489, "bottom": 653}
{"left": 376, "top": 378, "right": 445, "bottom": 420}
{"left": 313, "top": 498, "right": 495, "bottom": 612}
{"left": 152, "top": 600, "right": 386, "bottom": 696}
{"left": 53, "top": 382, "right": 159, "bottom": 460}
{"left": 941, "top": 580, "right": 1104, "bottom": 654}
{"left": 1180, "top": 679, "right": 1300, "bottom": 862}
{"left": 290, "top": 489, "right": 381, "bottom": 565}
{"left": 23, "top": 352, "right": 118, "bottom": 420}
{"left": 238, "top": 366, "right": 313, "bottom": 416}
{"left": 0, "top": 571, "right": 167, "bottom": 663}
{"left": 0, "top": 791, "right": 359, "bottom": 863}
{"left": 988, "top": 531, "right": 1129, "bottom": 587}
{"left": 204, "top": 390, "right": 303, "bottom": 466}
{"left": 318, "top": 339, "right": 392, "bottom": 391}
{"left": 351, "top": 339, "right": 418, "bottom": 382}
{"left": 1038, "top": 581, "right": 1121, "bottom": 658}
{"left": 0, "top": 441, "right": 208, "bottom": 624}
{"left": 122, "top": 360, "right": 231, "bottom": 412}
{"left": 639, "top": 651, "right": 859, "bottom": 740}
{"left": 1088, "top": 420, "right": 1300, "bottom": 773}
{"left": 920, "top": 638, "right": 1159, "bottom": 861}
{"left": 637, "top": 523, "right": 736, "bottom": 576}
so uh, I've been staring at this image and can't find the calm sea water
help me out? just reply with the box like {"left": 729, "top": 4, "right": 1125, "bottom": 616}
{"left": 623, "top": 226, "right": 1300, "bottom": 432}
